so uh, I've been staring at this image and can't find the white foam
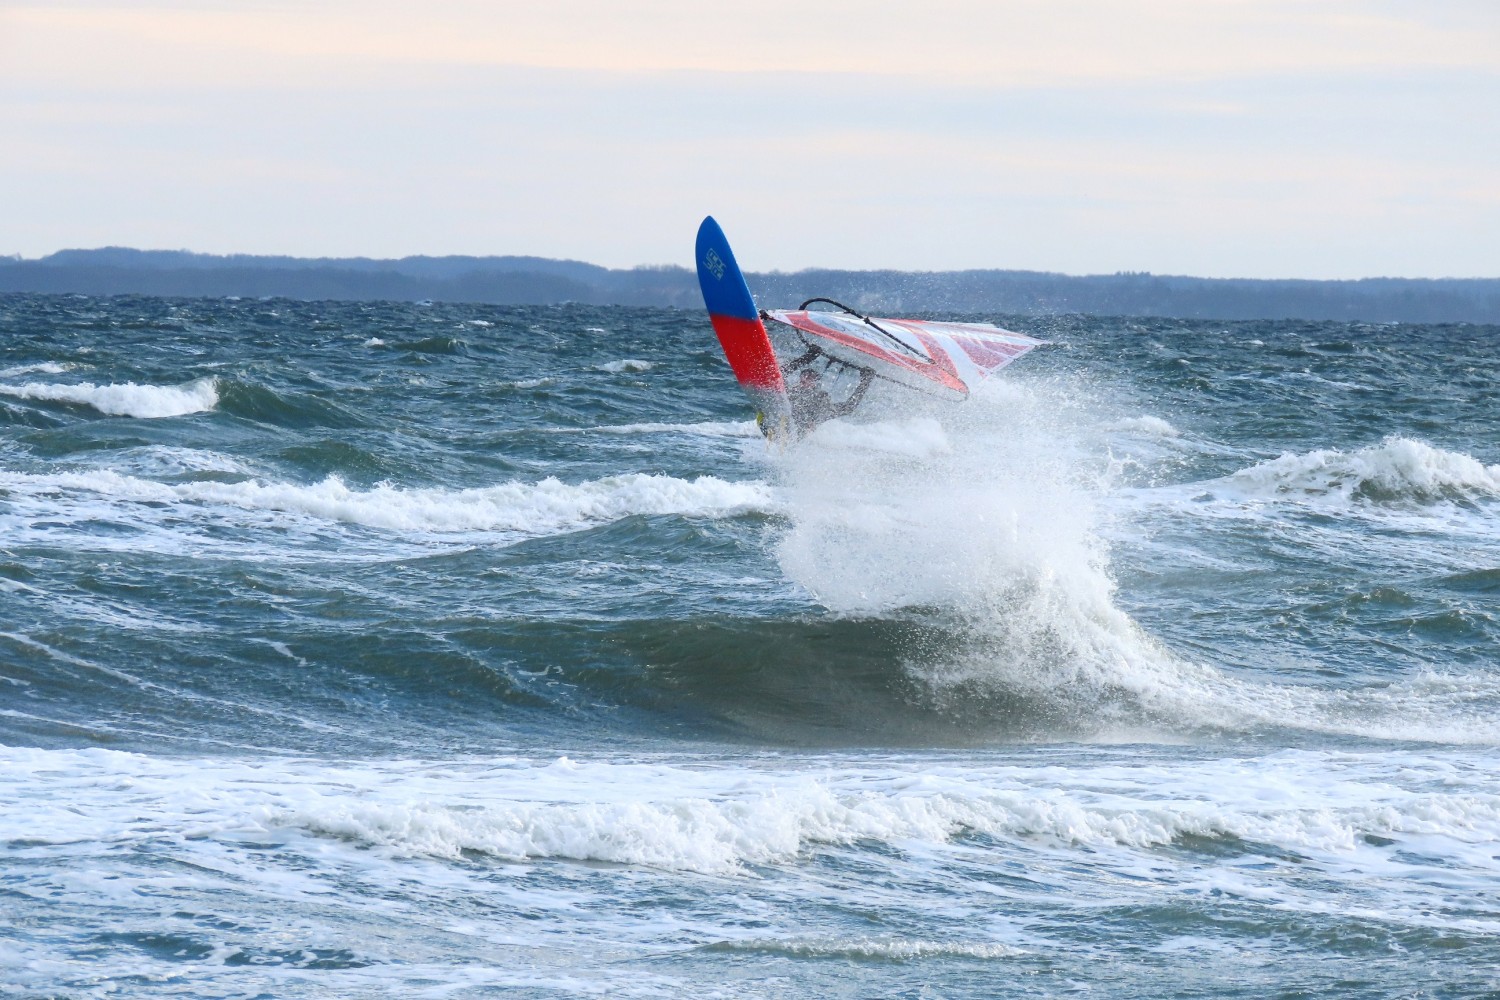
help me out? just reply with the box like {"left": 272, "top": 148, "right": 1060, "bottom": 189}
{"left": 0, "top": 362, "right": 69, "bottom": 378}
{"left": 9, "top": 746, "right": 1500, "bottom": 880}
{"left": 1109, "top": 415, "right": 1181, "bottom": 438}
{"left": 800, "top": 416, "right": 953, "bottom": 458}
{"left": 294, "top": 756, "right": 1500, "bottom": 884}
{"left": 553, "top": 420, "right": 760, "bottom": 439}
{"left": 716, "top": 936, "right": 1024, "bottom": 960}
{"left": 8, "top": 743, "right": 1500, "bottom": 997}
{"left": 597, "top": 359, "right": 654, "bottom": 373}
{"left": 110, "top": 445, "right": 257, "bottom": 478}
{"left": 1223, "top": 437, "right": 1500, "bottom": 503}
{"left": 764, "top": 384, "right": 1500, "bottom": 744}
{"left": 773, "top": 380, "right": 1187, "bottom": 722}
{"left": 0, "top": 467, "right": 774, "bottom": 541}
{"left": 0, "top": 377, "right": 218, "bottom": 418}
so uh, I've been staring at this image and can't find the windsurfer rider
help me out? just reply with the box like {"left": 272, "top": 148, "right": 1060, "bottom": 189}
{"left": 786, "top": 366, "right": 873, "bottom": 432}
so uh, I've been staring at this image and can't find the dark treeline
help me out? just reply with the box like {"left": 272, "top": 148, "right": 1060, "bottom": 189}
{"left": 2, "top": 248, "right": 1497, "bottom": 323}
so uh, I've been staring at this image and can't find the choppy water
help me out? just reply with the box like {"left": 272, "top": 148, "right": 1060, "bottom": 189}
{"left": 3, "top": 293, "right": 1500, "bottom": 997}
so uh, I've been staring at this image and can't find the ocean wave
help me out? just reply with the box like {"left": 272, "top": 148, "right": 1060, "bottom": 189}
{"left": 111, "top": 445, "right": 258, "bottom": 478}
{"left": 1109, "top": 415, "right": 1181, "bottom": 438}
{"left": 549, "top": 420, "right": 760, "bottom": 438}
{"left": 597, "top": 359, "right": 654, "bottom": 373}
{"left": 250, "top": 756, "right": 1500, "bottom": 873}
{"left": 390, "top": 336, "right": 467, "bottom": 355}
{"left": 500, "top": 376, "right": 555, "bottom": 390}
{"left": 771, "top": 382, "right": 1178, "bottom": 727}
{"left": 0, "top": 362, "right": 70, "bottom": 378}
{"left": 13, "top": 748, "right": 1500, "bottom": 880}
{"left": 1224, "top": 437, "right": 1500, "bottom": 502}
{"left": 0, "top": 468, "right": 774, "bottom": 538}
{"left": 213, "top": 381, "right": 370, "bottom": 429}
{"left": 703, "top": 936, "right": 1024, "bottom": 961}
{"left": 0, "top": 378, "right": 218, "bottom": 418}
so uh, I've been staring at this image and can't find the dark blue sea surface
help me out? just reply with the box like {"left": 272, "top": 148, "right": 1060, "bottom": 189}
{"left": 3, "top": 293, "right": 1500, "bottom": 997}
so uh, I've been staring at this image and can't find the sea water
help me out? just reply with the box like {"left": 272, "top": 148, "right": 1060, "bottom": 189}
{"left": 2, "top": 294, "right": 1499, "bottom": 997}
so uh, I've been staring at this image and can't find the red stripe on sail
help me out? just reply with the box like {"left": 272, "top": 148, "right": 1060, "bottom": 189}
{"left": 953, "top": 337, "right": 1025, "bottom": 371}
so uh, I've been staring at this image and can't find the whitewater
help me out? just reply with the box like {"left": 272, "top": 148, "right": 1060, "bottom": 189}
{"left": 2, "top": 295, "right": 1499, "bottom": 997}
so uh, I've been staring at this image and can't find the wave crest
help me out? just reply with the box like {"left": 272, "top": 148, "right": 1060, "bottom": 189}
{"left": 1226, "top": 437, "right": 1500, "bottom": 502}
{"left": 0, "top": 378, "right": 218, "bottom": 418}
{"left": 0, "top": 467, "right": 773, "bottom": 539}
{"left": 266, "top": 754, "right": 1500, "bottom": 874}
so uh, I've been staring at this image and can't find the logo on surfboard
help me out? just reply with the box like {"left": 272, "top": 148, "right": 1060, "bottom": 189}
{"left": 702, "top": 248, "right": 726, "bottom": 281}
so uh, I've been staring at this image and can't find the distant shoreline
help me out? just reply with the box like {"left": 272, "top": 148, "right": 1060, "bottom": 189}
{"left": 2, "top": 248, "right": 1496, "bottom": 324}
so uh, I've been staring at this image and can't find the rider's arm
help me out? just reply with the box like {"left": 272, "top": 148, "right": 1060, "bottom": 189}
{"left": 831, "top": 369, "right": 875, "bottom": 417}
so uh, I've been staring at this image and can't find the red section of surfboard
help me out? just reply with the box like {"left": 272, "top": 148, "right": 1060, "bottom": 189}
{"left": 707, "top": 313, "right": 785, "bottom": 393}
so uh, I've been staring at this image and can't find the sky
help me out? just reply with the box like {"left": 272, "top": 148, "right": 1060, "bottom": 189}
{"left": 2, "top": 0, "right": 1497, "bottom": 278}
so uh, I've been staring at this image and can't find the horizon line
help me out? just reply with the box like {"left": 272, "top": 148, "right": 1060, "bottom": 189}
{"left": 6, "top": 246, "right": 1497, "bottom": 285}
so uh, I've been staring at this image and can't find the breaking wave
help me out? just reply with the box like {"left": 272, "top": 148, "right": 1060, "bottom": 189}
{"left": 0, "top": 468, "right": 774, "bottom": 540}
{"left": 15, "top": 746, "right": 1500, "bottom": 878}
{"left": 771, "top": 385, "right": 1189, "bottom": 734}
{"left": 764, "top": 392, "right": 1500, "bottom": 744}
{"left": 1109, "top": 415, "right": 1181, "bottom": 438}
{"left": 548, "top": 420, "right": 759, "bottom": 438}
{"left": 1223, "top": 437, "right": 1500, "bottom": 503}
{"left": 0, "top": 378, "right": 219, "bottom": 418}
{"left": 705, "top": 937, "right": 1024, "bottom": 961}
{"left": 281, "top": 757, "right": 1500, "bottom": 872}
{"left": 0, "top": 362, "right": 70, "bottom": 378}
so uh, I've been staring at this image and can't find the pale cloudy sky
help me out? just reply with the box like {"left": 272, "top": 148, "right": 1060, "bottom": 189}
{"left": 3, "top": 1, "right": 1497, "bottom": 277}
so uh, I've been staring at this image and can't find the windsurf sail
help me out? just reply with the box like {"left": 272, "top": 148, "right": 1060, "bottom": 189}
{"left": 764, "top": 303, "right": 1043, "bottom": 401}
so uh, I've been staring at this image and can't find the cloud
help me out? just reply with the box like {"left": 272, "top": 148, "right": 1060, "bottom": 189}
{"left": 1, "top": 1, "right": 1496, "bottom": 276}
{"left": 5, "top": 1, "right": 1497, "bottom": 88}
